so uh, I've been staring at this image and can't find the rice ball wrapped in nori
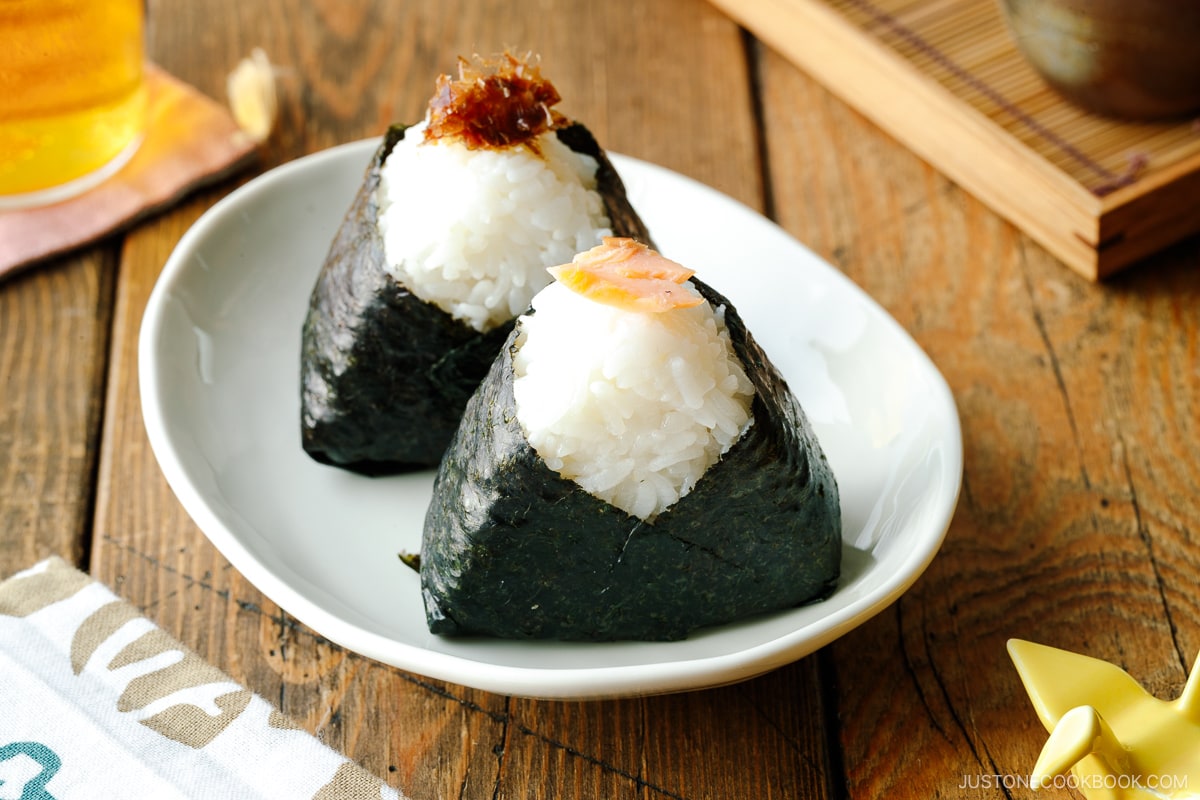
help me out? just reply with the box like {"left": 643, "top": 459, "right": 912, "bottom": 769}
{"left": 301, "top": 53, "right": 652, "bottom": 475}
{"left": 420, "top": 238, "right": 842, "bottom": 641}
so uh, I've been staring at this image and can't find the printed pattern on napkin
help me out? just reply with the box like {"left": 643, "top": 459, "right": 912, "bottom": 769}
{"left": 0, "top": 557, "right": 407, "bottom": 800}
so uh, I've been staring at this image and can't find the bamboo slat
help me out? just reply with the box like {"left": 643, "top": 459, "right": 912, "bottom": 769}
{"left": 709, "top": 0, "right": 1200, "bottom": 279}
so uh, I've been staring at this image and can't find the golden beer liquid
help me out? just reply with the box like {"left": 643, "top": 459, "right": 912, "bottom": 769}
{"left": 0, "top": 0, "right": 146, "bottom": 199}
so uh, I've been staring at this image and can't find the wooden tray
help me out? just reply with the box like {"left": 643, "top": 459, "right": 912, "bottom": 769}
{"left": 710, "top": 0, "right": 1200, "bottom": 280}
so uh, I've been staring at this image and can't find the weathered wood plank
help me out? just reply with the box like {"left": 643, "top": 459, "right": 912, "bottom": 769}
{"left": 754, "top": 35, "right": 1200, "bottom": 798}
{"left": 0, "top": 253, "right": 113, "bottom": 575}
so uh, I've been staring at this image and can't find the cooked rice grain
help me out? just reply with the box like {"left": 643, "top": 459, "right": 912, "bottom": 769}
{"left": 376, "top": 122, "right": 612, "bottom": 332}
{"left": 513, "top": 282, "right": 755, "bottom": 520}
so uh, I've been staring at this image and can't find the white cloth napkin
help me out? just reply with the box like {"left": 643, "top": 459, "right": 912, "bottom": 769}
{"left": 0, "top": 557, "right": 408, "bottom": 800}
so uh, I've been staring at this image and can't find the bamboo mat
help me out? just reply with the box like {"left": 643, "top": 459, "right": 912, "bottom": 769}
{"left": 711, "top": 0, "right": 1200, "bottom": 279}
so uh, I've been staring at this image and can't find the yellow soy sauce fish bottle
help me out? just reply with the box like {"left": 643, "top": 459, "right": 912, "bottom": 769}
{"left": 1008, "top": 639, "right": 1200, "bottom": 799}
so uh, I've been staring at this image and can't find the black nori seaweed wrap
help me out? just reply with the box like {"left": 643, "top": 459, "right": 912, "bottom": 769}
{"left": 420, "top": 278, "right": 842, "bottom": 641}
{"left": 300, "top": 123, "right": 653, "bottom": 475}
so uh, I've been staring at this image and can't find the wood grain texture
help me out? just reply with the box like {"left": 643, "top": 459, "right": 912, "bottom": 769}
{"left": 89, "top": 1, "right": 832, "bottom": 799}
{"left": 0, "top": 253, "right": 113, "bottom": 575}
{"left": 754, "top": 35, "right": 1200, "bottom": 798}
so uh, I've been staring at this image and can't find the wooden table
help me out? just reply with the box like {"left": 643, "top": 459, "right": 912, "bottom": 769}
{"left": 5, "top": 0, "right": 1199, "bottom": 796}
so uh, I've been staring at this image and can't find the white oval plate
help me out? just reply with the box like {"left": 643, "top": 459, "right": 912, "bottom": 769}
{"left": 140, "top": 140, "right": 962, "bottom": 699}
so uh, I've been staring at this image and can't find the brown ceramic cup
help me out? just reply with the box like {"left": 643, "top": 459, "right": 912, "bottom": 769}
{"left": 999, "top": 0, "right": 1200, "bottom": 120}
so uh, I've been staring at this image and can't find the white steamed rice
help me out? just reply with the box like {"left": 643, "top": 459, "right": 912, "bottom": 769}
{"left": 375, "top": 120, "right": 612, "bottom": 332}
{"left": 512, "top": 281, "right": 756, "bottom": 521}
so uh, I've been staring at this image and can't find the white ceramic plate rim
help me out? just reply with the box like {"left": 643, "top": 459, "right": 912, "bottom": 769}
{"left": 139, "top": 139, "right": 962, "bottom": 699}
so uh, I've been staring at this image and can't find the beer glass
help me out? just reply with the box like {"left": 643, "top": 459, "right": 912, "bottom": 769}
{"left": 0, "top": 0, "right": 147, "bottom": 208}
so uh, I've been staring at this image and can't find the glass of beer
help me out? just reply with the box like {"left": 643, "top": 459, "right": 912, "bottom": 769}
{"left": 0, "top": 0, "right": 147, "bottom": 209}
